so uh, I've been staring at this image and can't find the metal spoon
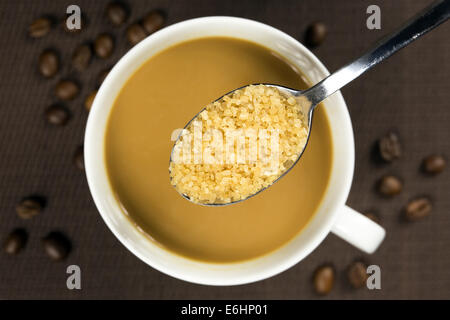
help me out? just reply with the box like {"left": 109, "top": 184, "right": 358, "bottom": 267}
{"left": 171, "top": 0, "right": 449, "bottom": 206}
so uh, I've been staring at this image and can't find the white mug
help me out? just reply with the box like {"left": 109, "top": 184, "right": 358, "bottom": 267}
{"left": 85, "top": 16, "right": 385, "bottom": 286}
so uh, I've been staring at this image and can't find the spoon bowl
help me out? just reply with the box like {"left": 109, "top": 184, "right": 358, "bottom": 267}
{"left": 169, "top": 83, "right": 314, "bottom": 206}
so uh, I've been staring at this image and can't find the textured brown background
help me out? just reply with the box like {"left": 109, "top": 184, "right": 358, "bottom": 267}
{"left": 0, "top": 0, "right": 449, "bottom": 299}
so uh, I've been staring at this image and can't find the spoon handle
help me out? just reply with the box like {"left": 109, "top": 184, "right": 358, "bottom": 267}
{"left": 304, "top": 0, "right": 450, "bottom": 106}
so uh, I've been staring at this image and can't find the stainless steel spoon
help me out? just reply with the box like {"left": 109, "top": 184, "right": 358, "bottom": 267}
{"left": 171, "top": 0, "right": 449, "bottom": 206}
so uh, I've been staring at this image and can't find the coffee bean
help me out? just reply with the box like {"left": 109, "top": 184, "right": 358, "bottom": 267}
{"left": 55, "top": 80, "right": 80, "bottom": 101}
{"left": 378, "top": 132, "right": 401, "bottom": 162}
{"left": 126, "top": 23, "right": 147, "bottom": 46}
{"left": 304, "top": 22, "right": 327, "bottom": 48}
{"left": 72, "top": 44, "right": 92, "bottom": 71}
{"left": 142, "top": 10, "right": 165, "bottom": 34}
{"left": 95, "top": 34, "right": 114, "bottom": 59}
{"left": 377, "top": 175, "right": 402, "bottom": 196}
{"left": 44, "top": 104, "right": 70, "bottom": 126}
{"left": 39, "top": 50, "right": 59, "bottom": 78}
{"left": 422, "top": 155, "right": 445, "bottom": 175}
{"left": 313, "top": 264, "right": 335, "bottom": 295}
{"left": 29, "top": 17, "right": 52, "bottom": 38}
{"left": 347, "top": 261, "right": 368, "bottom": 289}
{"left": 405, "top": 197, "right": 432, "bottom": 221}
{"left": 106, "top": 2, "right": 128, "bottom": 26}
{"left": 3, "top": 229, "right": 28, "bottom": 255}
{"left": 42, "top": 232, "right": 71, "bottom": 261}
{"left": 364, "top": 212, "right": 380, "bottom": 224}
{"left": 73, "top": 145, "right": 84, "bottom": 170}
{"left": 16, "top": 196, "right": 45, "bottom": 219}
{"left": 85, "top": 90, "right": 97, "bottom": 111}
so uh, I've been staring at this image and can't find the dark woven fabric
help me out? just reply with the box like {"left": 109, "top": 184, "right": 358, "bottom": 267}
{"left": 0, "top": 0, "right": 449, "bottom": 299}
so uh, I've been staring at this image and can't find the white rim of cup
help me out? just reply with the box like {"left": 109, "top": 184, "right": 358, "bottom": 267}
{"left": 84, "top": 16, "right": 355, "bottom": 286}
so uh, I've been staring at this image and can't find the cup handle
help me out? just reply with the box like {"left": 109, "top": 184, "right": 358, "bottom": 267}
{"left": 331, "top": 205, "right": 386, "bottom": 254}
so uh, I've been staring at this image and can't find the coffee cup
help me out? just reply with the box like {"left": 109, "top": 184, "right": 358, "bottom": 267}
{"left": 85, "top": 16, "right": 385, "bottom": 286}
